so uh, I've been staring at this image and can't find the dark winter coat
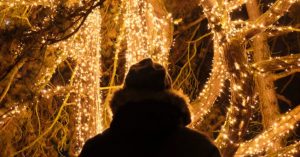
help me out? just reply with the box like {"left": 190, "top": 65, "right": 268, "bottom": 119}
{"left": 79, "top": 89, "right": 221, "bottom": 157}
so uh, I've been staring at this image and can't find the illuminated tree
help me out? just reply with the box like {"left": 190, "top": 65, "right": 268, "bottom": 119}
{"left": 0, "top": 0, "right": 300, "bottom": 157}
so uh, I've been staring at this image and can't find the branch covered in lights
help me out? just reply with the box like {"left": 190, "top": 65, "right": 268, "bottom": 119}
{"left": 236, "top": 105, "right": 300, "bottom": 156}
{"left": 252, "top": 53, "right": 300, "bottom": 80}
{"left": 1, "top": 0, "right": 300, "bottom": 156}
{"left": 269, "top": 141, "right": 300, "bottom": 157}
{"left": 121, "top": 0, "right": 172, "bottom": 67}
{"left": 226, "top": 0, "right": 249, "bottom": 12}
{"left": 242, "top": 0, "right": 299, "bottom": 39}
{"left": 191, "top": 44, "right": 227, "bottom": 126}
{"left": 215, "top": 41, "right": 255, "bottom": 156}
{"left": 0, "top": 1, "right": 104, "bottom": 156}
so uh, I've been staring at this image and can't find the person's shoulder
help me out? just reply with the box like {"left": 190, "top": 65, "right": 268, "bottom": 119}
{"left": 78, "top": 129, "right": 112, "bottom": 157}
{"left": 174, "top": 127, "right": 222, "bottom": 157}
{"left": 177, "top": 127, "right": 212, "bottom": 141}
{"left": 87, "top": 129, "right": 114, "bottom": 147}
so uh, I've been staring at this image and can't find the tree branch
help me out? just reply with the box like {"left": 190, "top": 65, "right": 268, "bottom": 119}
{"left": 215, "top": 40, "right": 255, "bottom": 157}
{"left": 242, "top": 0, "right": 298, "bottom": 39}
{"left": 0, "top": 58, "right": 28, "bottom": 104}
{"left": 191, "top": 42, "right": 227, "bottom": 127}
{"left": 252, "top": 53, "right": 300, "bottom": 72}
{"left": 267, "top": 141, "right": 300, "bottom": 156}
{"left": 227, "top": 0, "right": 249, "bottom": 12}
{"left": 48, "top": 0, "right": 105, "bottom": 44}
{"left": 277, "top": 94, "right": 293, "bottom": 107}
{"left": 235, "top": 105, "right": 300, "bottom": 156}
{"left": 272, "top": 69, "right": 300, "bottom": 80}
{"left": 174, "top": 15, "right": 206, "bottom": 35}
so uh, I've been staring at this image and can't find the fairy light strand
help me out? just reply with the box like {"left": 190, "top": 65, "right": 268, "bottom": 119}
{"left": 236, "top": 106, "right": 300, "bottom": 156}
{"left": 121, "top": 0, "right": 172, "bottom": 68}
{"left": 1, "top": 0, "right": 300, "bottom": 156}
{"left": 59, "top": 9, "right": 103, "bottom": 154}
{"left": 197, "top": 0, "right": 300, "bottom": 156}
{"left": 41, "top": 7, "right": 103, "bottom": 155}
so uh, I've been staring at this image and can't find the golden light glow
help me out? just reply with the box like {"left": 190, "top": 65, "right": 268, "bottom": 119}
{"left": 120, "top": 0, "right": 172, "bottom": 67}
{"left": 1, "top": 0, "right": 300, "bottom": 156}
{"left": 54, "top": 9, "right": 102, "bottom": 154}
{"left": 40, "top": 7, "right": 102, "bottom": 155}
{"left": 196, "top": 0, "right": 300, "bottom": 156}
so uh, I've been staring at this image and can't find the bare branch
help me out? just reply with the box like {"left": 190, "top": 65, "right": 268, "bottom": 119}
{"left": 272, "top": 69, "right": 300, "bottom": 80}
{"left": 48, "top": 0, "right": 105, "bottom": 44}
{"left": 277, "top": 94, "right": 293, "bottom": 107}
{"left": 174, "top": 15, "right": 206, "bottom": 35}
{"left": 0, "top": 58, "right": 28, "bottom": 104}
{"left": 13, "top": 64, "right": 78, "bottom": 156}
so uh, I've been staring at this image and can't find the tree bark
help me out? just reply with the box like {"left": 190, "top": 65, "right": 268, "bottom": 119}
{"left": 215, "top": 41, "right": 255, "bottom": 157}
{"left": 246, "top": 0, "right": 282, "bottom": 152}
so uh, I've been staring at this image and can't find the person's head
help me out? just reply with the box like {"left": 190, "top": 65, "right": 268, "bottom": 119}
{"left": 109, "top": 58, "right": 192, "bottom": 126}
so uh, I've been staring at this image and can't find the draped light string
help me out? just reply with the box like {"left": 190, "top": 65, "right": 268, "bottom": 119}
{"left": 40, "top": 8, "right": 102, "bottom": 154}
{"left": 0, "top": 0, "right": 56, "bottom": 7}
{"left": 120, "top": 0, "right": 171, "bottom": 68}
{"left": 1, "top": 0, "right": 300, "bottom": 156}
{"left": 57, "top": 9, "right": 102, "bottom": 154}
{"left": 0, "top": 0, "right": 90, "bottom": 7}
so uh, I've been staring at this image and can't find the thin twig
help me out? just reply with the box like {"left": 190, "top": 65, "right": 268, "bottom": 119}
{"left": 0, "top": 58, "right": 28, "bottom": 104}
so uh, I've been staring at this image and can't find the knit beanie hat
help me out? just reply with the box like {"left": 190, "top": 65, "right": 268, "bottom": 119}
{"left": 109, "top": 58, "right": 192, "bottom": 126}
{"left": 124, "top": 58, "right": 172, "bottom": 91}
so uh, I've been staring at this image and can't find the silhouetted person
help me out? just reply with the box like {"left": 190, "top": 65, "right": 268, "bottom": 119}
{"left": 79, "top": 58, "right": 221, "bottom": 157}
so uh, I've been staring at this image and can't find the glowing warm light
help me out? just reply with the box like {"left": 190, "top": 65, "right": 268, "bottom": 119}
{"left": 0, "top": 105, "right": 27, "bottom": 126}
{"left": 192, "top": 36, "right": 227, "bottom": 125}
{"left": 236, "top": 108, "right": 300, "bottom": 156}
{"left": 40, "top": 7, "right": 103, "bottom": 154}
{"left": 1, "top": 0, "right": 300, "bottom": 156}
{"left": 53, "top": 9, "right": 103, "bottom": 154}
{"left": 119, "top": 0, "right": 171, "bottom": 67}
{"left": 0, "top": 0, "right": 56, "bottom": 7}
{"left": 196, "top": 0, "right": 300, "bottom": 156}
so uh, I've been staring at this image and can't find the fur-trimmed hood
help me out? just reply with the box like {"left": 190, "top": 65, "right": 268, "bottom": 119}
{"left": 109, "top": 88, "right": 192, "bottom": 126}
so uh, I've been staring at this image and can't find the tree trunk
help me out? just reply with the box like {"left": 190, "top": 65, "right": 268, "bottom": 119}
{"left": 246, "top": 0, "right": 282, "bottom": 152}
{"left": 215, "top": 40, "right": 255, "bottom": 157}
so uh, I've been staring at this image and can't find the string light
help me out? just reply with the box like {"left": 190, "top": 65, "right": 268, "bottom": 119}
{"left": 236, "top": 107, "right": 300, "bottom": 156}
{"left": 54, "top": 9, "right": 103, "bottom": 154}
{"left": 120, "top": 0, "right": 172, "bottom": 67}
{"left": 0, "top": 105, "right": 27, "bottom": 126}
{"left": 40, "top": 6, "right": 103, "bottom": 154}
{"left": 1, "top": 0, "right": 300, "bottom": 156}
{"left": 196, "top": 0, "right": 300, "bottom": 156}
{"left": 192, "top": 36, "right": 228, "bottom": 125}
{"left": 0, "top": 0, "right": 56, "bottom": 7}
